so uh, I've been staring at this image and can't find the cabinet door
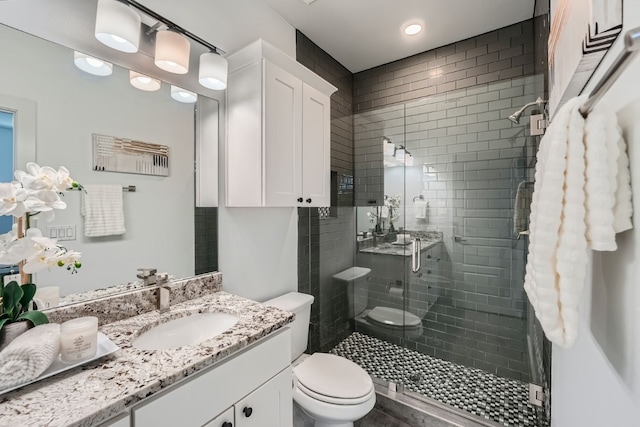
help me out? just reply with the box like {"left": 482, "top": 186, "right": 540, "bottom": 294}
{"left": 235, "top": 368, "right": 293, "bottom": 427}
{"left": 96, "top": 412, "right": 129, "bottom": 427}
{"left": 302, "top": 83, "right": 331, "bottom": 207}
{"left": 203, "top": 407, "right": 234, "bottom": 427}
{"left": 264, "top": 61, "right": 303, "bottom": 207}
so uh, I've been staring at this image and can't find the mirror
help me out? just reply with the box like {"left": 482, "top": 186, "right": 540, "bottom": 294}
{"left": 0, "top": 10, "right": 220, "bottom": 303}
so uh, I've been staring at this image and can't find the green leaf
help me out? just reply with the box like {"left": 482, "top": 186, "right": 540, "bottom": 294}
{"left": 18, "top": 310, "right": 48, "bottom": 326}
{"left": 18, "top": 283, "right": 37, "bottom": 313}
{"left": 0, "top": 317, "right": 9, "bottom": 331}
{"left": 2, "top": 281, "right": 24, "bottom": 319}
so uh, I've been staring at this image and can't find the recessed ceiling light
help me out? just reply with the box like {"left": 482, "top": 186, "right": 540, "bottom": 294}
{"left": 404, "top": 23, "right": 423, "bottom": 36}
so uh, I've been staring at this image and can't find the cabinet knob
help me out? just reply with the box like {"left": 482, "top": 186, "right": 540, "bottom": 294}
{"left": 427, "top": 254, "right": 432, "bottom": 259}
{"left": 306, "top": 198, "right": 312, "bottom": 203}
{"left": 222, "top": 422, "right": 233, "bottom": 427}
{"left": 243, "top": 407, "right": 253, "bottom": 417}
{"left": 427, "top": 269, "right": 432, "bottom": 274}
{"left": 297, "top": 197, "right": 303, "bottom": 203}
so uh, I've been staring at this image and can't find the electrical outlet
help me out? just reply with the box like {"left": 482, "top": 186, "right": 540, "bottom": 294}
{"left": 3, "top": 274, "right": 20, "bottom": 285}
{"left": 46, "top": 225, "right": 77, "bottom": 241}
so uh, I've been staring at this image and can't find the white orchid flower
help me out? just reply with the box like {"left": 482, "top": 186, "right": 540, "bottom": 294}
{"left": 0, "top": 224, "right": 18, "bottom": 246}
{"left": 14, "top": 162, "right": 59, "bottom": 191}
{"left": 55, "top": 166, "right": 79, "bottom": 192}
{"left": 0, "top": 182, "right": 28, "bottom": 217}
{"left": 23, "top": 189, "right": 67, "bottom": 221}
{"left": 21, "top": 231, "right": 60, "bottom": 274}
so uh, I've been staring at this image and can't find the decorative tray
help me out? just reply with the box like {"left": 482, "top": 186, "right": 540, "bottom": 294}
{"left": 0, "top": 332, "right": 119, "bottom": 395}
{"left": 391, "top": 241, "right": 412, "bottom": 246}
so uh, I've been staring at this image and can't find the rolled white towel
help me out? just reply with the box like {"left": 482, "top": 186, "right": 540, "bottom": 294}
{"left": 0, "top": 323, "right": 61, "bottom": 389}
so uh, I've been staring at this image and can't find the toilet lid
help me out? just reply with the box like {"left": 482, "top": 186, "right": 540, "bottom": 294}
{"left": 367, "top": 306, "right": 422, "bottom": 327}
{"left": 294, "top": 353, "right": 373, "bottom": 403}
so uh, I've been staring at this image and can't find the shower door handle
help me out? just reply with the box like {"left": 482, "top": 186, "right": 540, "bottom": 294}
{"left": 412, "top": 238, "right": 421, "bottom": 273}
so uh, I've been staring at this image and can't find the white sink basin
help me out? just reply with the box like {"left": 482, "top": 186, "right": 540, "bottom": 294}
{"left": 132, "top": 312, "right": 239, "bottom": 350}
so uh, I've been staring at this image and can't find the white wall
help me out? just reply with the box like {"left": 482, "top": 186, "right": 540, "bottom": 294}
{"left": 0, "top": 25, "right": 197, "bottom": 294}
{"left": 143, "top": 0, "right": 300, "bottom": 301}
{"left": 216, "top": 98, "right": 299, "bottom": 302}
{"left": 551, "top": 2, "right": 640, "bottom": 425}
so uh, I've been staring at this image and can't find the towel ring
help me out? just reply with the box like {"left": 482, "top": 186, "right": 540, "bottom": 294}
{"left": 412, "top": 195, "right": 425, "bottom": 202}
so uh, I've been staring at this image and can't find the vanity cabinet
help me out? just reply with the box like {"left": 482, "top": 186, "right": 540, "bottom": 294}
{"left": 226, "top": 39, "right": 337, "bottom": 208}
{"left": 96, "top": 412, "right": 130, "bottom": 427}
{"left": 202, "top": 369, "right": 291, "bottom": 427}
{"left": 131, "top": 328, "right": 292, "bottom": 427}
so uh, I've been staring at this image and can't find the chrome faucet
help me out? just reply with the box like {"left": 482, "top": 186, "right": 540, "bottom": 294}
{"left": 137, "top": 268, "right": 171, "bottom": 313}
{"left": 157, "top": 285, "right": 171, "bottom": 313}
{"left": 137, "top": 268, "right": 157, "bottom": 286}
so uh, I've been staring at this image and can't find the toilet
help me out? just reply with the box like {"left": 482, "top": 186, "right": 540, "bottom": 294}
{"left": 264, "top": 292, "right": 376, "bottom": 427}
{"left": 333, "top": 267, "right": 424, "bottom": 338}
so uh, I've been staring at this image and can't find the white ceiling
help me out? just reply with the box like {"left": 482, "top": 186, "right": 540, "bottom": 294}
{"left": 261, "top": 0, "right": 536, "bottom": 72}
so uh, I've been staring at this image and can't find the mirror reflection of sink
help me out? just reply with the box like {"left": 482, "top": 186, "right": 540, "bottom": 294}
{"left": 132, "top": 312, "right": 239, "bottom": 351}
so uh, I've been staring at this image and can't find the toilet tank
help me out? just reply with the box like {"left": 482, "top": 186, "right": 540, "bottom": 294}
{"left": 263, "top": 292, "right": 314, "bottom": 362}
{"left": 333, "top": 266, "right": 371, "bottom": 318}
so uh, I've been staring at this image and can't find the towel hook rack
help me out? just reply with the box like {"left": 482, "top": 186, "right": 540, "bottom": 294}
{"left": 579, "top": 26, "right": 640, "bottom": 118}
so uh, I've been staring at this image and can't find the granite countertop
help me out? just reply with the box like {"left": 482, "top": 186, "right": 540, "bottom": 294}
{"left": 359, "top": 239, "right": 441, "bottom": 256}
{"left": 0, "top": 291, "right": 294, "bottom": 427}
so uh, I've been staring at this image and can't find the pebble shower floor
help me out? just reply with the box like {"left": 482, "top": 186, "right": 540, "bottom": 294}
{"left": 330, "top": 332, "right": 549, "bottom": 427}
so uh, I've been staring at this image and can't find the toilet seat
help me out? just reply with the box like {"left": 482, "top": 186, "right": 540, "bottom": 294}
{"left": 366, "top": 306, "right": 422, "bottom": 327}
{"left": 293, "top": 353, "right": 373, "bottom": 405}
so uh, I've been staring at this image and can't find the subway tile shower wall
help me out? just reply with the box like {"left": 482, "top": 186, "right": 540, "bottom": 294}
{"left": 354, "top": 20, "right": 536, "bottom": 207}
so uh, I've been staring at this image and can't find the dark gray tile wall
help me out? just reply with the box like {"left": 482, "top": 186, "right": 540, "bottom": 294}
{"left": 296, "top": 31, "right": 357, "bottom": 353}
{"left": 353, "top": 20, "right": 536, "bottom": 208}
{"left": 353, "top": 21, "right": 535, "bottom": 113}
{"left": 296, "top": 30, "right": 354, "bottom": 182}
{"left": 194, "top": 207, "right": 218, "bottom": 274}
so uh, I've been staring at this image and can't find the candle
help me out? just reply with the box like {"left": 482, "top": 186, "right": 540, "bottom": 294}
{"left": 60, "top": 316, "right": 99, "bottom": 363}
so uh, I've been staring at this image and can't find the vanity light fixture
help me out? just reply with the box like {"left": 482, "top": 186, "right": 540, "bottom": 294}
{"left": 130, "top": 71, "right": 161, "bottom": 91}
{"left": 155, "top": 30, "right": 191, "bottom": 74}
{"left": 198, "top": 50, "right": 228, "bottom": 90}
{"left": 94, "top": 0, "right": 141, "bottom": 53}
{"left": 405, "top": 152, "right": 414, "bottom": 166}
{"left": 73, "top": 51, "right": 113, "bottom": 76}
{"left": 170, "top": 85, "right": 197, "bottom": 103}
{"left": 383, "top": 137, "right": 396, "bottom": 156}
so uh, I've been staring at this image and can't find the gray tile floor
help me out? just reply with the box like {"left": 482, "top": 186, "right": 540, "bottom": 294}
{"left": 355, "top": 409, "right": 413, "bottom": 427}
{"left": 331, "top": 332, "right": 549, "bottom": 427}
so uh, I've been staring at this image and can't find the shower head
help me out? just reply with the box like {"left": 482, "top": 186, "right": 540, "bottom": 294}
{"left": 507, "top": 97, "right": 547, "bottom": 124}
{"left": 508, "top": 112, "right": 522, "bottom": 124}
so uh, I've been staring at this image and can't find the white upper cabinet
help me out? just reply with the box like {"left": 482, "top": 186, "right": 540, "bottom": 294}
{"left": 226, "top": 39, "right": 337, "bottom": 207}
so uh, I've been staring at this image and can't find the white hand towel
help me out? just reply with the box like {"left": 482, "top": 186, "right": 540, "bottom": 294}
{"left": 524, "top": 96, "right": 588, "bottom": 349}
{"left": 414, "top": 200, "right": 428, "bottom": 219}
{"left": 81, "top": 185, "right": 126, "bottom": 237}
{"left": 0, "top": 323, "right": 61, "bottom": 389}
{"left": 524, "top": 95, "right": 634, "bottom": 349}
{"left": 379, "top": 206, "right": 389, "bottom": 219}
{"left": 613, "top": 134, "right": 633, "bottom": 233}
